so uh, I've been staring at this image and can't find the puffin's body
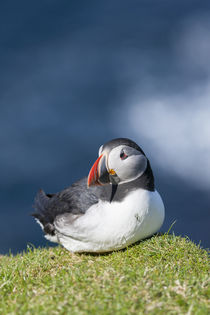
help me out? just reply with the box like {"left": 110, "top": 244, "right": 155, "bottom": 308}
{"left": 33, "top": 138, "right": 165, "bottom": 253}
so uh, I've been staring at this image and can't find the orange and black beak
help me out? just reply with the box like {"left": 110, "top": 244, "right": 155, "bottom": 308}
{"left": 87, "top": 154, "right": 110, "bottom": 187}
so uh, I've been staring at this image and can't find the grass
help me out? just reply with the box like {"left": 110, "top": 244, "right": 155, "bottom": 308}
{"left": 0, "top": 234, "right": 209, "bottom": 315}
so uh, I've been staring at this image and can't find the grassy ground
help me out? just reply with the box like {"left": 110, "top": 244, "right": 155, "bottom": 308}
{"left": 0, "top": 234, "right": 209, "bottom": 315}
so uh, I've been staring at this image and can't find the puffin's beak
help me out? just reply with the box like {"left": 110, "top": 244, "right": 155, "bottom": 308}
{"left": 87, "top": 154, "right": 110, "bottom": 187}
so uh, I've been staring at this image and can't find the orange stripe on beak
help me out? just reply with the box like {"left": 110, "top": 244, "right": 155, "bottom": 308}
{"left": 87, "top": 154, "right": 103, "bottom": 187}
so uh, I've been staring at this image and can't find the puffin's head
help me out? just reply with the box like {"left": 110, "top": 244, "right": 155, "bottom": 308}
{"left": 87, "top": 138, "right": 149, "bottom": 187}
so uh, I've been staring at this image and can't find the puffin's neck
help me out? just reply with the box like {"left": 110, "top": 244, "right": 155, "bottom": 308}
{"left": 107, "top": 160, "right": 155, "bottom": 203}
{"left": 110, "top": 184, "right": 118, "bottom": 202}
{"left": 97, "top": 159, "right": 155, "bottom": 203}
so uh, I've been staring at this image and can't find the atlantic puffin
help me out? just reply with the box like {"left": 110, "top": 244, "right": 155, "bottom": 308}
{"left": 32, "top": 138, "right": 165, "bottom": 253}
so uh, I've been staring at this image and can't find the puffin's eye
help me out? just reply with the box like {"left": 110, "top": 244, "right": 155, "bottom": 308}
{"left": 120, "top": 151, "right": 128, "bottom": 160}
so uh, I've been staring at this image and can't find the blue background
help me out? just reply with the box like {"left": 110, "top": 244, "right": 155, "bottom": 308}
{"left": 0, "top": 0, "right": 209, "bottom": 254}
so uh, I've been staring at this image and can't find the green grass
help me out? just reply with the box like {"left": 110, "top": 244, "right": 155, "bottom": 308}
{"left": 0, "top": 235, "right": 209, "bottom": 315}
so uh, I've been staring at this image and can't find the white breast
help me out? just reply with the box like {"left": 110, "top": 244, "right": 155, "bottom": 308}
{"left": 54, "top": 189, "right": 165, "bottom": 253}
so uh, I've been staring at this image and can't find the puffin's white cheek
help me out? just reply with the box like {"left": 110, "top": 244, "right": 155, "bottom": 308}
{"left": 115, "top": 162, "right": 137, "bottom": 181}
{"left": 115, "top": 155, "right": 147, "bottom": 182}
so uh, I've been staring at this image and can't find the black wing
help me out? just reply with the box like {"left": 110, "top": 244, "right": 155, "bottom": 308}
{"left": 32, "top": 177, "right": 99, "bottom": 234}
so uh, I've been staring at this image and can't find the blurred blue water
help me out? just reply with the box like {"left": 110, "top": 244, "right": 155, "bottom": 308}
{"left": 0, "top": 1, "right": 209, "bottom": 254}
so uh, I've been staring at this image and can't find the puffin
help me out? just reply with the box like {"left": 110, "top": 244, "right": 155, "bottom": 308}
{"left": 32, "top": 138, "right": 165, "bottom": 253}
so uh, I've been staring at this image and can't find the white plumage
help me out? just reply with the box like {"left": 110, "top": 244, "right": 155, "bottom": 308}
{"left": 52, "top": 188, "right": 164, "bottom": 252}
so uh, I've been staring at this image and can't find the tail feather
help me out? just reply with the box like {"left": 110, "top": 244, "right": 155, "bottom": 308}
{"left": 34, "top": 189, "right": 50, "bottom": 211}
{"left": 32, "top": 189, "right": 55, "bottom": 235}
